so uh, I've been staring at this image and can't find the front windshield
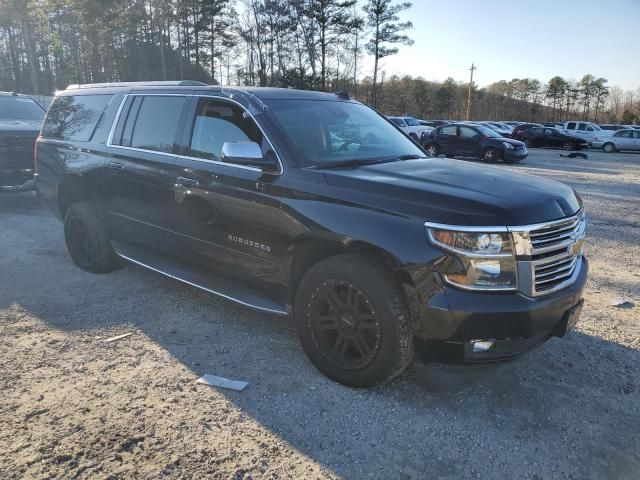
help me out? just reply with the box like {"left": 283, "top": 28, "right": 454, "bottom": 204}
{"left": 404, "top": 118, "right": 420, "bottom": 126}
{"left": 0, "top": 96, "right": 45, "bottom": 121}
{"left": 475, "top": 125, "right": 503, "bottom": 138}
{"left": 265, "top": 100, "right": 425, "bottom": 167}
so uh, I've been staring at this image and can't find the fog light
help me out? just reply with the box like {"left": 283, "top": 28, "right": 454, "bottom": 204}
{"left": 471, "top": 339, "right": 496, "bottom": 353}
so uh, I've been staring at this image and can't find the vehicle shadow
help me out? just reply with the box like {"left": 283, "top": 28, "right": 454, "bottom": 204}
{"left": 2, "top": 258, "right": 639, "bottom": 479}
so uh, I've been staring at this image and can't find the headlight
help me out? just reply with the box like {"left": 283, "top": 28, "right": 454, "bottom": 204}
{"left": 427, "top": 227, "right": 517, "bottom": 291}
{"left": 502, "top": 142, "right": 514, "bottom": 149}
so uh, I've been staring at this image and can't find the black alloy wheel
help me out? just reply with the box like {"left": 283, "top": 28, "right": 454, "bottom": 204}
{"left": 307, "top": 279, "right": 382, "bottom": 371}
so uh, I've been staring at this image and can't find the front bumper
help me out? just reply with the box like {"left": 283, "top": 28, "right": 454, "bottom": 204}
{"left": 412, "top": 257, "right": 588, "bottom": 365}
{"left": 504, "top": 148, "right": 528, "bottom": 161}
{"left": 0, "top": 169, "right": 35, "bottom": 192}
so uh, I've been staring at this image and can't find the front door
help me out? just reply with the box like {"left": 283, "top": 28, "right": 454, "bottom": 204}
{"left": 166, "top": 96, "right": 285, "bottom": 287}
{"left": 457, "top": 125, "right": 481, "bottom": 157}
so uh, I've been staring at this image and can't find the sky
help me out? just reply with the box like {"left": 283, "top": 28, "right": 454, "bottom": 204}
{"left": 360, "top": 0, "right": 640, "bottom": 91}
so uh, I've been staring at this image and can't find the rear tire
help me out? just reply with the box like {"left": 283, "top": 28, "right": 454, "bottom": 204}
{"left": 294, "top": 254, "right": 414, "bottom": 388}
{"left": 602, "top": 142, "right": 615, "bottom": 153}
{"left": 64, "top": 201, "right": 120, "bottom": 273}
{"left": 482, "top": 147, "right": 501, "bottom": 163}
{"left": 563, "top": 141, "right": 574, "bottom": 151}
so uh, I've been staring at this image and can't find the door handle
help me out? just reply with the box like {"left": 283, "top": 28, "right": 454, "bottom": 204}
{"left": 176, "top": 176, "right": 199, "bottom": 188}
{"left": 108, "top": 161, "right": 125, "bottom": 170}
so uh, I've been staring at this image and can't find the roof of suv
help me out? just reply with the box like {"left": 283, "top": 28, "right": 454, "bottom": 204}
{"left": 60, "top": 81, "right": 354, "bottom": 102}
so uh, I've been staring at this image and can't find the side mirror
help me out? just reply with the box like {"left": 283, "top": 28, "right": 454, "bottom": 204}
{"left": 221, "top": 141, "right": 274, "bottom": 168}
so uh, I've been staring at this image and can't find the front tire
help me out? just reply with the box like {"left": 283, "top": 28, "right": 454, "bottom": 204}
{"left": 294, "top": 254, "right": 413, "bottom": 388}
{"left": 602, "top": 142, "right": 615, "bottom": 153}
{"left": 563, "top": 141, "right": 574, "bottom": 151}
{"left": 482, "top": 147, "right": 501, "bottom": 163}
{"left": 64, "top": 201, "right": 120, "bottom": 273}
{"left": 425, "top": 144, "right": 440, "bottom": 157}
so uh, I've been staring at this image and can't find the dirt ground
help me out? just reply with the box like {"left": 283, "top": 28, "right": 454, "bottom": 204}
{"left": 1, "top": 148, "right": 639, "bottom": 479}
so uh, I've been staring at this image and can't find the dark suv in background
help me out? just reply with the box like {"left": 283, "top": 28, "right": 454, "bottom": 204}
{"left": 36, "top": 82, "right": 587, "bottom": 388}
{"left": 0, "top": 92, "right": 45, "bottom": 192}
{"left": 422, "top": 123, "right": 528, "bottom": 163}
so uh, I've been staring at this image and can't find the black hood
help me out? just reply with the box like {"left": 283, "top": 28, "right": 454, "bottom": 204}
{"left": 0, "top": 118, "right": 42, "bottom": 135}
{"left": 323, "top": 158, "right": 581, "bottom": 226}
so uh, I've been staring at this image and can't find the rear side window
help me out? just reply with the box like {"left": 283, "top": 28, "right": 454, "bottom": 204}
{"left": 459, "top": 126, "right": 476, "bottom": 138}
{"left": 440, "top": 125, "right": 457, "bottom": 135}
{"left": 567, "top": 122, "right": 576, "bottom": 129}
{"left": 42, "top": 95, "right": 112, "bottom": 141}
{"left": 129, "top": 96, "right": 187, "bottom": 153}
{"left": 389, "top": 118, "right": 405, "bottom": 127}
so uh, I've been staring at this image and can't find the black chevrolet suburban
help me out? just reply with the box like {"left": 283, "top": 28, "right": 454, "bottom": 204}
{"left": 36, "top": 82, "right": 588, "bottom": 387}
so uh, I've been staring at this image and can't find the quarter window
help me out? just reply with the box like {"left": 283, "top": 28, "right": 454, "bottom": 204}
{"left": 42, "top": 94, "right": 112, "bottom": 141}
{"left": 440, "top": 125, "right": 457, "bottom": 136}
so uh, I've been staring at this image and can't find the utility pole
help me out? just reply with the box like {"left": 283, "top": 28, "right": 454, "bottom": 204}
{"left": 466, "top": 63, "right": 477, "bottom": 120}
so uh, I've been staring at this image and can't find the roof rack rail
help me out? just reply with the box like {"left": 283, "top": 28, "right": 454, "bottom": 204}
{"left": 65, "top": 80, "right": 207, "bottom": 90}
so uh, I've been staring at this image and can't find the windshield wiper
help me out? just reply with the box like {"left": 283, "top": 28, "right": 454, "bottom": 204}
{"left": 308, "top": 158, "right": 397, "bottom": 170}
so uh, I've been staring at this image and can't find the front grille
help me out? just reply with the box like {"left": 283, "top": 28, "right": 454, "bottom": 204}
{"left": 511, "top": 211, "right": 586, "bottom": 297}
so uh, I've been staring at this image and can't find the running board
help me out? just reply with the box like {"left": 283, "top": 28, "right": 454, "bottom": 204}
{"left": 112, "top": 242, "right": 289, "bottom": 316}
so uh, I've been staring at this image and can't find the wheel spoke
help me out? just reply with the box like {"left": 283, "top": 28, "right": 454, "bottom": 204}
{"left": 322, "top": 288, "right": 343, "bottom": 310}
{"left": 317, "top": 314, "right": 337, "bottom": 330}
{"left": 353, "top": 334, "right": 371, "bottom": 359}
{"left": 333, "top": 334, "right": 349, "bottom": 359}
{"left": 358, "top": 315, "right": 378, "bottom": 330}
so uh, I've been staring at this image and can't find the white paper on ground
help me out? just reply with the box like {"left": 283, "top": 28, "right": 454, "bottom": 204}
{"left": 103, "top": 332, "right": 133, "bottom": 343}
{"left": 196, "top": 374, "right": 248, "bottom": 391}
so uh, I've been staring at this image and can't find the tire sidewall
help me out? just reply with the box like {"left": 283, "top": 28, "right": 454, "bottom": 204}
{"left": 64, "top": 202, "right": 118, "bottom": 273}
{"left": 294, "top": 255, "right": 412, "bottom": 387}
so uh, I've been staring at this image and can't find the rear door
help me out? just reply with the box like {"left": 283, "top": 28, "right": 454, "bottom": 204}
{"left": 613, "top": 130, "right": 633, "bottom": 150}
{"left": 103, "top": 94, "right": 190, "bottom": 252}
{"left": 632, "top": 131, "right": 640, "bottom": 150}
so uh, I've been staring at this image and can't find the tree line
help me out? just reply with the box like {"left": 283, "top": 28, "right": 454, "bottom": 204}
{"left": 1, "top": 0, "right": 638, "bottom": 124}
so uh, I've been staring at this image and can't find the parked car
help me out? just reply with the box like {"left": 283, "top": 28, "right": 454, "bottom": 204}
{"left": 422, "top": 122, "right": 528, "bottom": 163}
{"left": 36, "top": 82, "right": 587, "bottom": 388}
{"left": 501, "top": 121, "right": 522, "bottom": 127}
{"left": 512, "top": 123, "right": 543, "bottom": 140}
{"left": 518, "top": 127, "right": 588, "bottom": 150}
{"left": 0, "top": 91, "right": 46, "bottom": 192}
{"left": 418, "top": 120, "right": 451, "bottom": 128}
{"left": 562, "top": 121, "right": 612, "bottom": 144}
{"left": 598, "top": 124, "right": 626, "bottom": 131}
{"left": 478, "top": 121, "right": 512, "bottom": 137}
{"left": 387, "top": 116, "right": 433, "bottom": 140}
{"left": 592, "top": 129, "right": 640, "bottom": 152}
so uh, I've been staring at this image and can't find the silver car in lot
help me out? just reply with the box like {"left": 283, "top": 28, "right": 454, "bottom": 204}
{"left": 593, "top": 129, "right": 640, "bottom": 152}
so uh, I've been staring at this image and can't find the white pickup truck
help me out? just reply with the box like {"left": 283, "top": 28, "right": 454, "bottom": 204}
{"left": 562, "top": 121, "right": 613, "bottom": 144}
{"left": 388, "top": 116, "right": 433, "bottom": 140}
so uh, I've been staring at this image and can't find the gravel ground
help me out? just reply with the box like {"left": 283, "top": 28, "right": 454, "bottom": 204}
{"left": 1, "top": 148, "right": 639, "bottom": 479}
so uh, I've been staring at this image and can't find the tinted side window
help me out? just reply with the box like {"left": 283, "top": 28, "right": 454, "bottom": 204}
{"left": 188, "top": 98, "right": 263, "bottom": 160}
{"left": 126, "top": 96, "right": 187, "bottom": 153}
{"left": 567, "top": 122, "right": 576, "bottom": 129}
{"left": 42, "top": 94, "right": 112, "bottom": 141}
{"left": 390, "top": 118, "right": 405, "bottom": 127}
{"left": 459, "top": 126, "right": 476, "bottom": 138}
{"left": 532, "top": 128, "right": 543, "bottom": 134}
{"left": 440, "top": 125, "right": 457, "bottom": 136}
